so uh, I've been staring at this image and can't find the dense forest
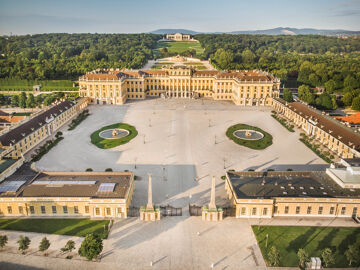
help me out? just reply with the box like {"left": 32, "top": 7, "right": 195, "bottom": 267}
{"left": 0, "top": 33, "right": 160, "bottom": 80}
{"left": 195, "top": 34, "right": 360, "bottom": 110}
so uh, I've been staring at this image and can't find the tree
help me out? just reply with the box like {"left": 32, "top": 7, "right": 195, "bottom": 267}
{"left": 298, "top": 85, "right": 315, "bottom": 104}
{"left": 213, "top": 48, "right": 234, "bottom": 70}
{"left": 342, "top": 92, "right": 354, "bottom": 106}
{"left": 26, "top": 93, "right": 36, "bottom": 108}
{"left": 283, "top": 88, "right": 293, "bottom": 102}
{"left": 39, "top": 237, "right": 50, "bottom": 253}
{"left": 19, "top": 92, "right": 27, "bottom": 108}
{"left": 0, "top": 94, "right": 6, "bottom": 105}
{"left": 345, "top": 243, "right": 360, "bottom": 266}
{"left": 344, "top": 75, "right": 359, "bottom": 90}
{"left": 352, "top": 96, "right": 360, "bottom": 111}
{"left": 17, "top": 235, "right": 31, "bottom": 254}
{"left": 43, "top": 95, "right": 54, "bottom": 106}
{"left": 241, "top": 48, "right": 256, "bottom": 64}
{"left": 105, "top": 168, "right": 113, "bottom": 172}
{"left": 324, "top": 79, "right": 336, "bottom": 93}
{"left": 61, "top": 240, "right": 76, "bottom": 253}
{"left": 321, "top": 248, "right": 335, "bottom": 267}
{"left": 267, "top": 246, "right": 280, "bottom": 266}
{"left": 315, "top": 93, "right": 334, "bottom": 110}
{"left": 78, "top": 234, "right": 103, "bottom": 261}
{"left": 11, "top": 95, "right": 19, "bottom": 107}
{"left": 0, "top": 235, "right": 8, "bottom": 249}
{"left": 297, "top": 248, "right": 309, "bottom": 268}
{"left": 86, "top": 168, "right": 93, "bottom": 172}
{"left": 35, "top": 95, "right": 43, "bottom": 107}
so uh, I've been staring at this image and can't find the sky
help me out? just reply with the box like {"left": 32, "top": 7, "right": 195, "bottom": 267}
{"left": 0, "top": 0, "right": 359, "bottom": 35}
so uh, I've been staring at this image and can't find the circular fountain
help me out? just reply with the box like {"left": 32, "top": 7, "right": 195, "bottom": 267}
{"left": 233, "top": 129, "right": 264, "bottom": 140}
{"left": 99, "top": 128, "right": 130, "bottom": 139}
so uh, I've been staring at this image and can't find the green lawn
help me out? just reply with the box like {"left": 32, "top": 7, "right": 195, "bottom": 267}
{"left": 91, "top": 123, "right": 138, "bottom": 149}
{"left": 0, "top": 219, "right": 110, "bottom": 238}
{"left": 253, "top": 226, "right": 360, "bottom": 268}
{"left": 155, "top": 41, "right": 204, "bottom": 56}
{"left": 226, "top": 124, "right": 273, "bottom": 150}
{"left": 0, "top": 79, "right": 77, "bottom": 91}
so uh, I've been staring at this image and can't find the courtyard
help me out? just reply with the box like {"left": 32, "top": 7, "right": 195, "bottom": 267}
{"left": 35, "top": 98, "right": 327, "bottom": 209}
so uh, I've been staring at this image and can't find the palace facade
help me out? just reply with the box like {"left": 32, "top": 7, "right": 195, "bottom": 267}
{"left": 272, "top": 98, "right": 360, "bottom": 159}
{"left": 165, "top": 33, "right": 192, "bottom": 41}
{"left": 0, "top": 98, "right": 89, "bottom": 160}
{"left": 225, "top": 168, "right": 360, "bottom": 219}
{"left": 79, "top": 66, "right": 280, "bottom": 106}
{"left": 0, "top": 171, "right": 134, "bottom": 218}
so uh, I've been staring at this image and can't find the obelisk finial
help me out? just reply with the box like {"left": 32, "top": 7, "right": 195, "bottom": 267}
{"left": 208, "top": 176, "right": 217, "bottom": 210}
{"left": 146, "top": 173, "right": 154, "bottom": 210}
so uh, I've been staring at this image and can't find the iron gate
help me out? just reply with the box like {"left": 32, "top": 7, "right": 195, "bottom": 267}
{"left": 160, "top": 205, "right": 182, "bottom": 216}
{"left": 189, "top": 204, "right": 202, "bottom": 216}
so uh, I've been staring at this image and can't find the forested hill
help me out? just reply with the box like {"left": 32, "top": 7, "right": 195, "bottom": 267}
{"left": 0, "top": 33, "right": 161, "bottom": 80}
{"left": 195, "top": 34, "right": 360, "bottom": 94}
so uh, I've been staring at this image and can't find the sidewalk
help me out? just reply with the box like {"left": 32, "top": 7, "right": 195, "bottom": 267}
{"left": 247, "top": 216, "right": 360, "bottom": 227}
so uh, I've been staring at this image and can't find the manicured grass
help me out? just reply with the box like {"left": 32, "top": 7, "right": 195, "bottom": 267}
{"left": 0, "top": 219, "right": 110, "bottom": 238}
{"left": 252, "top": 226, "right": 360, "bottom": 268}
{"left": 0, "top": 79, "right": 77, "bottom": 91}
{"left": 91, "top": 123, "right": 138, "bottom": 149}
{"left": 155, "top": 41, "right": 204, "bottom": 56}
{"left": 226, "top": 124, "right": 272, "bottom": 150}
{"left": 13, "top": 112, "right": 31, "bottom": 116}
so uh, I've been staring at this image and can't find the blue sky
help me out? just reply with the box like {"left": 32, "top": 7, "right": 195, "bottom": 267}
{"left": 0, "top": 0, "right": 359, "bottom": 35}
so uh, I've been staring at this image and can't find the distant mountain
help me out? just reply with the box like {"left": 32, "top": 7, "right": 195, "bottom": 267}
{"left": 151, "top": 29, "right": 199, "bottom": 35}
{"left": 150, "top": 27, "right": 360, "bottom": 36}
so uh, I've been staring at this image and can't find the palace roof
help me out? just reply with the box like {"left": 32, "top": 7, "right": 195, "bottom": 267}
{"left": 0, "top": 171, "right": 133, "bottom": 199}
{"left": 227, "top": 171, "right": 360, "bottom": 199}
{"left": 80, "top": 68, "right": 278, "bottom": 82}
{"left": 0, "top": 100, "right": 76, "bottom": 147}
{"left": 287, "top": 102, "right": 360, "bottom": 151}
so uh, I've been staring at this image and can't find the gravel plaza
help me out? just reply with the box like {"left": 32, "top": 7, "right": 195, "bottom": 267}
{"left": 35, "top": 98, "right": 327, "bottom": 209}
{"left": 8, "top": 98, "right": 336, "bottom": 269}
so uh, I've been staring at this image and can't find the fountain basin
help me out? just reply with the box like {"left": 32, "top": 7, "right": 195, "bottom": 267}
{"left": 233, "top": 130, "right": 264, "bottom": 140}
{"left": 99, "top": 129, "right": 130, "bottom": 139}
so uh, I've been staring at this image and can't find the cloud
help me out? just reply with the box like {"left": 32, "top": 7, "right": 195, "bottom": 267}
{"left": 330, "top": 0, "right": 360, "bottom": 16}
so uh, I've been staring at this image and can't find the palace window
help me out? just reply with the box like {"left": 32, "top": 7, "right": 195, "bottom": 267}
{"left": 252, "top": 208, "right": 257, "bottom": 215}
{"left": 41, "top": 206, "right": 46, "bottom": 214}
{"left": 341, "top": 207, "right": 346, "bottom": 215}
{"left": 63, "top": 206, "right": 68, "bottom": 214}
{"left": 85, "top": 206, "right": 89, "bottom": 214}
{"left": 74, "top": 206, "right": 79, "bottom": 214}
{"left": 296, "top": 206, "right": 300, "bottom": 214}
{"left": 274, "top": 206, "right": 278, "bottom": 214}
{"left": 353, "top": 207, "right": 358, "bottom": 216}
{"left": 7, "top": 206, "right": 12, "bottom": 214}
{"left": 329, "top": 207, "right": 335, "bottom": 215}
{"left": 307, "top": 206, "right": 312, "bottom": 214}
{"left": 18, "top": 206, "right": 23, "bottom": 214}
{"left": 263, "top": 208, "right": 268, "bottom": 216}
{"left": 106, "top": 208, "right": 111, "bottom": 215}
{"left": 284, "top": 206, "right": 289, "bottom": 214}
{"left": 318, "top": 206, "right": 323, "bottom": 215}
{"left": 30, "top": 206, "right": 35, "bottom": 214}
{"left": 95, "top": 208, "right": 100, "bottom": 215}
{"left": 241, "top": 207, "right": 246, "bottom": 215}
{"left": 52, "top": 206, "right": 57, "bottom": 214}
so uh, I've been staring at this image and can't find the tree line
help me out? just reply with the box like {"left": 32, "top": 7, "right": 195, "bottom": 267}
{"left": 195, "top": 34, "right": 360, "bottom": 110}
{"left": 0, "top": 33, "right": 161, "bottom": 80}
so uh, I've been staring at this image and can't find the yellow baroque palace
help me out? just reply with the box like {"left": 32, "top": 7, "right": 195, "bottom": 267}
{"left": 79, "top": 66, "right": 280, "bottom": 106}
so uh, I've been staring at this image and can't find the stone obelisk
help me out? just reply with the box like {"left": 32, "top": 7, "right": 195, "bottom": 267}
{"left": 146, "top": 173, "right": 154, "bottom": 210}
{"left": 209, "top": 176, "right": 216, "bottom": 210}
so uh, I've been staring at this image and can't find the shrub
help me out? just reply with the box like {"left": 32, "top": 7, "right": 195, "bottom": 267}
{"left": 78, "top": 234, "right": 103, "bottom": 261}
{"left": 105, "top": 168, "right": 113, "bottom": 172}
{"left": 86, "top": 168, "right": 93, "bottom": 172}
{"left": 268, "top": 246, "right": 280, "bottom": 266}
{"left": 61, "top": 240, "right": 75, "bottom": 253}
{"left": 17, "top": 235, "right": 31, "bottom": 254}
{"left": 0, "top": 235, "right": 8, "bottom": 249}
{"left": 39, "top": 237, "right": 50, "bottom": 254}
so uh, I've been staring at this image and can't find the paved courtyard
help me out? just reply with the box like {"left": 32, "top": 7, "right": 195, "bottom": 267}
{"left": 35, "top": 98, "right": 326, "bottom": 209}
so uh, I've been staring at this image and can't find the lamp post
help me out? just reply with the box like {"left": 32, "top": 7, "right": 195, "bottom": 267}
{"left": 134, "top": 157, "right": 137, "bottom": 169}
{"left": 223, "top": 157, "right": 226, "bottom": 169}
